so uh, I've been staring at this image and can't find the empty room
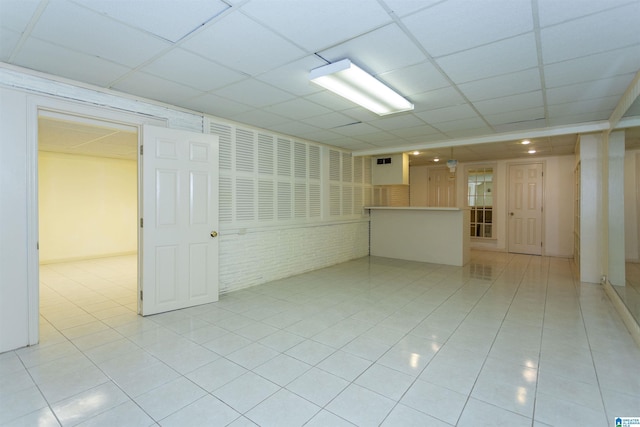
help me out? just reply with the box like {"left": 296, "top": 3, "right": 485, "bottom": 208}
{"left": 1, "top": 1, "right": 640, "bottom": 426}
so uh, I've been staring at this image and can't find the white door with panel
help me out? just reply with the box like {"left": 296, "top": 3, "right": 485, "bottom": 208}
{"left": 428, "top": 167, "right": 456, "bottom": 207}
{"left": 141, "top": 125, "right": 219, "bottom": 315}
{"left": 508, "top": 163, "right": 543, "bottom": 255}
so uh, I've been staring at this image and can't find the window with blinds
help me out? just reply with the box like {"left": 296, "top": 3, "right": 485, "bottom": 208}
{"left": 210, "top": 121, "right": 369, "bottom": 226}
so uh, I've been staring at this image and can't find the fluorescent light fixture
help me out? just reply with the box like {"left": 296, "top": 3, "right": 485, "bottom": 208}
{"left": 309, "top": 59, "right": 414, "bottom": 116}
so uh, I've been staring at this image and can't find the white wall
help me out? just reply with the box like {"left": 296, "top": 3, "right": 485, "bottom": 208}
{"left": 0, "top": 68, "right": 371, "bottom": 352}
{"left": 409, "top": 155, "right": 575, "bottom": 257}
{"left": 625, "top": 150, "right": 640, "bottom": 261}
{"left": 38, "top": 152, "right": 137, "bottom": 263}
{"left": 543, "top": 155, "right": 576, "bottom": 257}
{"left": 0, "top": 88, "right": 31, "bottom": 352}
{"left": 219, "top": 221, "right": 369, "bottom": 292}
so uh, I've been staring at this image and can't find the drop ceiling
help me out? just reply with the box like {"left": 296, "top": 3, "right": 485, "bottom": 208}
{"left": 2, "top": 0, "right": 640, "bottom": 161}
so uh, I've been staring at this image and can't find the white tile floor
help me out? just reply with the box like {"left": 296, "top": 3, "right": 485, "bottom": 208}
{"left": 1, "top": 252, "right": 639, "bottom": 426}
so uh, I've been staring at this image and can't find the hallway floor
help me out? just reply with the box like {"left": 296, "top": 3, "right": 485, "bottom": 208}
{"left": 1, "top": 252, "right": 639, "bottom": 426}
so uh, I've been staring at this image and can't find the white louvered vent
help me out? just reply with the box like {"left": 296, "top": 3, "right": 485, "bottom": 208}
{"left": 364, "top": 157, "right": 372, "bottom": 184}
{"left": 309, "top": 145, "right": 320, "bottom": 180}
{"left": 294, "top": 142, "right": 306, "bottom": 179}
{"left": 295, "top": 183, "right": 306, "bottom": 218}
{"left": 210, "top": 122, "right": 232, "bottom": 170}
{"left": 219, "top": 176, "right": 233, "bottom": 223}
{"left": 354, "top": 187, "right": 363, "bottom": 213}
{"left": 258, "top": 134, "right": 274, "bottom": 175}
{"left": 329, "top": 149, "right": 341, "bottom": 181}
{"left": 364, "top": 187, "right": 372, "bottom": 207}
{"left": 354, "top": 157, "right": 363, "bottom": 184}
{"left": 342, "top": 185, "right": 353, "bottom": 215}
{"left": 235, "top": 128, "right": 254, "bottom": 173}
{"left": 330, "top": 184, "right": 341, "bottom": 216}
{"left": 342, "top": 152, "right": 352, "bottom": 183}
{"left": 258, "top": 180, "right": 274, "bottom": 221}
{"left": 235, "top": 177, "right": 255, "bottom": 221}
{"left": 277, "top": 181, "right": 292, "bottom": 220}
{"left": 277, "top": 138, "right": 292, "bottom": 177}
{"left": 309, "top": 183, "right": 321, "bottom": 218}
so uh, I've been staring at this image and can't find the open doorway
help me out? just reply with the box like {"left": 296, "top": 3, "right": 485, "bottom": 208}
{"left": 37, "top": 111, "right": 140, "bottom": 337}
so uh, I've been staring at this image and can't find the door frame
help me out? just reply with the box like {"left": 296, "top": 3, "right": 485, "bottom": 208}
{"left": 506, "top": 160, "right": 545, "bottom": 255}
{"left": 26, "top": 94, "right": 166, "bottom": 345}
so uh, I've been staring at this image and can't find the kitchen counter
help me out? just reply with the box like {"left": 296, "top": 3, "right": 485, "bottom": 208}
{"left": 365, "top": 206, "right": 470, "bottom": 266}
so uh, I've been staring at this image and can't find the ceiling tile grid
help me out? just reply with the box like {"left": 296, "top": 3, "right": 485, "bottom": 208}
{"left": 1, "top": 0, "right": 638, "bottom": 160}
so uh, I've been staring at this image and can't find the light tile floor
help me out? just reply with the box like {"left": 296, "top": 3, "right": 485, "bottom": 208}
{"left": 1, "top": 252, "right": 639, "bottom": 426}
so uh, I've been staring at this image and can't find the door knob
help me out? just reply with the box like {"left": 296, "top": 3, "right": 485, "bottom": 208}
{"left": 210, "top": 231, "right": 218, "bottom": 238}
{"left": 510, "top": 212, "right": 514, "bottom": 216}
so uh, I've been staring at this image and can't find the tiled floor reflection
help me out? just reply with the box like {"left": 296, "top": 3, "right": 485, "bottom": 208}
{"left": 2, "top": 252, "right": 639, "bottom": 426}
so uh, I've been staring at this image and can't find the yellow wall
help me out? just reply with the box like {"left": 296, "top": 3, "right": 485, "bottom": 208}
{"left": 38, "top": 152, "right": 137, "bottom": 263}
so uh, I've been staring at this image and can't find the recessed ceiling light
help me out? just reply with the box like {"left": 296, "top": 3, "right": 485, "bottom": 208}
{"left": 521, "top": 140, "right": 531, "bottom": 145}
{"left": 412, "top": 151, "right": 420, "bottom": 155}
{"left": 433, "top": 157, "right": 440, "bottom": 162}
{"left": 528, "top": 149, "right": 536, "bottom": 154}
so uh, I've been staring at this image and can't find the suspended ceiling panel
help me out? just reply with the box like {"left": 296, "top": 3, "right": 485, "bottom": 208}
{"left": 38, "top": 116, "right": 138, "bottom": 161}
{"left": 1, "top": 0, "right": 638, "bottom": 160}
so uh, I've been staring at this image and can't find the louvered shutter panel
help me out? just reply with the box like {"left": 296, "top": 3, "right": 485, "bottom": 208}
{"left": 236, "top": 177, "right": 255, "bottom": 221}
{"left": 354, "top": 157, "right": 363, "bottom": 184}
{"left": 354, "top": 187, "right": 363, "bottom": 213}
{"left": 329, "top": 150, "right": 341, "bottom": 182}
{"left": 258, "top": 180, "right": 274, "bottom": 221}
{"left": 236, "top": 129, "right": 255, "bottom": 173}
{"left": 330, "top": 184, "right": 341, "bottom": 216}
{"left": 364, "top": 157, "right": 372, "bottom": 184}
{"left": 342, "top": 185, "right": 353, "bottom": 215}
{"left": 309, "top": 145, "right": 320, "bottom": 180}
{"left": 342, "top": 152, "right": 352, "bottom": 183}
{"left": 277, "top": 181, "right": 292, "bottom": 220}
{"left": 258, "top": 134, "right": 274, "bottom": 175}
{"left": 211, "top": 122, "right": 232, "bottom": 170}
{"left": 364, "top": 187, "right": 372, "bottom": 207}
{"left": 277, "top": 138, "right": 291, "bottom": 177}
{"left": 219, "top": 176, "right": 233, "bottom": 223}
{"left": 309, "top": 183, "right": 321, "bottom": 218}
{"left": 294, "top": 142, "right": 306, "bottom": 179}
{"left": 295, "top": 183, "right": 306, "bottom": 218}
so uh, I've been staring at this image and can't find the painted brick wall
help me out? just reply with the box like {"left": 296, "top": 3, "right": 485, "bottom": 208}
{"left": 219, "top": 220, "right": 369, "bottom": 293}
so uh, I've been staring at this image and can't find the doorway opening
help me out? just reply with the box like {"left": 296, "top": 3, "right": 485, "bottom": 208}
{"left": 37, "top": 111, "right": 140, "bottom": 338}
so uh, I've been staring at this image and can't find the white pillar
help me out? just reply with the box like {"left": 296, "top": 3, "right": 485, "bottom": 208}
{"left": 608, "top": 130, "right": 626, "bottom": 285}
{"left": 579, "top": 133, "right": 604, "bottom": 283}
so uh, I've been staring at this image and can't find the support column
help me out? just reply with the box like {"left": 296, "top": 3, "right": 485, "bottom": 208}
{"left": 579, "top": 133, "right": 604, "bottom": 283}
{"left": 608, "top": 130, "right": 626, "bottom": 285}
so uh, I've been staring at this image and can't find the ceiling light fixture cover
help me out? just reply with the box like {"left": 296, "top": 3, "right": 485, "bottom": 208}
{"left": 309, "top": 59, "right": 414, "bottom": 116}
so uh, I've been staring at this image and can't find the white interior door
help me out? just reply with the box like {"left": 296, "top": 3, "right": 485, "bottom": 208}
{"left": 508, "top": 163, "right": 543, "bottom": 255}
{"left": 141, "top": 125, "right": 219, "bottom": 315}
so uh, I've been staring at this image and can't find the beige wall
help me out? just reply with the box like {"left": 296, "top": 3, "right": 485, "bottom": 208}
{"left": 409, "top": 154, "right": 575, "bottom": 257}
{"left": 38, "top": 151, "right": 137, "bottom": 263}
{"left": 625, "top": 150, "right": 640, "bottom": 261}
